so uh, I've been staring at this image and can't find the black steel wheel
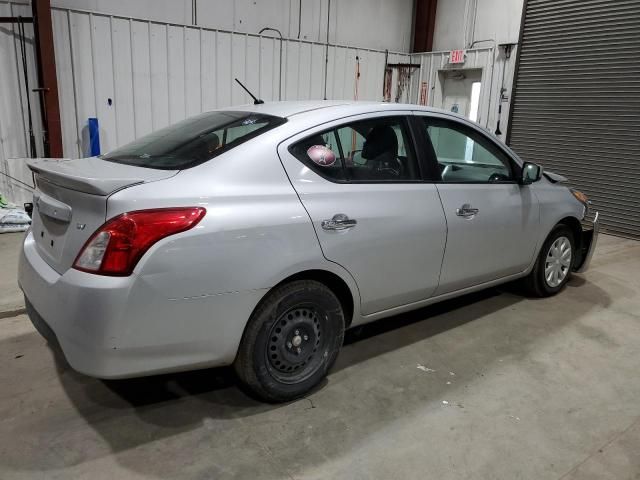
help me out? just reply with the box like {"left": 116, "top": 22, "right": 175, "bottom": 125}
{"left": 266, "top": 305, "right": 327, "bottom": 383}
{"left": 234, "top": 280, "right": 345, "bottom": 402}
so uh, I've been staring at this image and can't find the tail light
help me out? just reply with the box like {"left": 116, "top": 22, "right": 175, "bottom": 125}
{"left": 73, "top": 207, "right": 206, "bottom": 276}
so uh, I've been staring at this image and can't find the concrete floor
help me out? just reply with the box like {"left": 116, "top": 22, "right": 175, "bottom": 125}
{"left": 0, "top": 232, "right": 24, "bottom": 316}
{"left": 0, "top": 232, "right": 639, "bottom": 479}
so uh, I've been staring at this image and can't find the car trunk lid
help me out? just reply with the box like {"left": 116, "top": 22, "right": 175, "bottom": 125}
{"left": 27, "top": 157, "right": 178, "bottom": 274}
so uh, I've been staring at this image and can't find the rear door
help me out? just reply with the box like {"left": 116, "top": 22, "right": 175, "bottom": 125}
{"left": 278, "top": 112, "right": 447, "bottom": 315}
{"left": 415, "top": 114, "right": 540, "bottom": 294}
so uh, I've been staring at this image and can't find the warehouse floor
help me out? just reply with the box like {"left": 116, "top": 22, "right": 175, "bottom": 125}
{"left": 0, "top": 232, "right": 639, "bottom": 480}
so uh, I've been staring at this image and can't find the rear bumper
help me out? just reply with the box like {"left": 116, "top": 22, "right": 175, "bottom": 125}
{"left": 18, "top": 231, "right": 266, "bottom": 379}
{"left": 574, "top": 210, "right": 599, "bottom": 273}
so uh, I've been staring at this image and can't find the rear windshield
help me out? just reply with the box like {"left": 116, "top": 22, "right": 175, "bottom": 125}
{"left": 102, "top": 111, "right": 286, "bottom": 170}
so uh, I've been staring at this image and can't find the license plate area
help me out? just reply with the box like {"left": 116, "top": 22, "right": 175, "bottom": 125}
{"left": 30, "top": 176, "right": 107, "bottom": 274}
{"left": 32, "top": 209, "right": 71, "bottom": 265}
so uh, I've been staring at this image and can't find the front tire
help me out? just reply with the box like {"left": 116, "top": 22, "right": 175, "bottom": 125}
{"left": 234, "top": 280, "right": 345, "bottom": 403}
{"left": 524, "top": 224, "right": 575, "bottom": 297}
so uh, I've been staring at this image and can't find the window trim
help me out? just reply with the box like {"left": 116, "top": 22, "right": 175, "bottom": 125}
{"left": 416, "top": 114, "right": 521, "bottom": 185}
{"left": 287, "top": 115, "right": 423, "bottom": 185}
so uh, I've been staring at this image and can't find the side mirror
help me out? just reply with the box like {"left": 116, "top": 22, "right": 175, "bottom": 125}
{"left": 520, "top": 162, "right": 542, "bottom": 185}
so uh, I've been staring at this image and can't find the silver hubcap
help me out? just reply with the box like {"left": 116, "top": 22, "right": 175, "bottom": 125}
{"left": 545, "top": 236, "right": 572, "bottom": 287}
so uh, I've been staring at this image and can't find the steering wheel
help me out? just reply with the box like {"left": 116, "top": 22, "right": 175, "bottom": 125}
{"left": 376, "top": 158, "right": 403, "bottom": 177}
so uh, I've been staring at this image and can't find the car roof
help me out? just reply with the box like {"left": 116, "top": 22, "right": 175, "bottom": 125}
{"left": 224, "top": 100, "right": 448, "bottom": 119}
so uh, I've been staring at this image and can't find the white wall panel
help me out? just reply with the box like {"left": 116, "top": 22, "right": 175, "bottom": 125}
{"left": 257, "top": 36, "right": 277, "bottom": 101}
{"left": 148, "top": 22, "right": 169, "bottom": 130}
{"left": 2, "top": 0, "right": 413, "bottom": 203}
{"left": 91, "top": 14, "right": 117, "bottom": 152}
{"left": 430, "top": 0, "right": 522, "bottom": 138}
{"left": 215, "top": 31, "right": 232, "bottom": 107}
{"left": 200, "top": 29, "right": 217, "bottom": 111}
{"left": 51, "top": 9, "right": 79, "bottom": 157}
{"left": 297, "top": 42, "right": 312, "bottom": 100}
{"left": 5, "top": 0, "right": 414, "bottom": 51}
{"left": 244, "top": 35, "right": 260, "bottom": 100}
{"left": 195, "top": 0, "right": 413, "bottom": 52}
{"left": 184, "top": 27, "right": 202, "bottom": 118}
{"left": 112, "top": 17, "right": 136, "bottom": 147}
{"left": 67, "top": 10, "right": 96, "bottom": 155}
{"left": 130, "top": 20, "right": 152, "bottom": 137}
{"left": 0, "top": 1, "right": 518, "bottom": 206}
{"left": 167, "top": 25, "right": 185, "bottom": 124}
{"left": 39, "top": 5, "right": 412, "bottom": 161}
{"left": 230, "top": 34, "right": 249, "bottom": 105}
{"left": 309, "top": 43, "right": 325, "bottom": 100}
{"left": 405, "top": 48, "right": 497, "bottom": 129}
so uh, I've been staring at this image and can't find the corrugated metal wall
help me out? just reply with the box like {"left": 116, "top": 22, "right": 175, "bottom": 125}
{"left": 0, "top": 2, "right": 411, "bottom": 204}
{"left": 508, "top": 0, "right": 640, "bottom": 238}
{"left": 408, "top": 47, "right": 499, "bottom": 128}
{"left": 51, "top": 6, "right": 411, "bottom": 157}
{"left": 1, "top": 2, "right": 511, "bottom": 208}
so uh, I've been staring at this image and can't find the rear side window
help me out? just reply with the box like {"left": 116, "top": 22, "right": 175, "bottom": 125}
{"left": 289, "top": 116, "right": 420, "bottom": 182}
{"left": 102, "top": 111, "right": 286, "bottom": 170}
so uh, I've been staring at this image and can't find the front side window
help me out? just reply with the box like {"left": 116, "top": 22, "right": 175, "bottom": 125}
{"left": 422, "top": 118, "right": 513, "bottom": 183}
{"left": 103, "top": 111, "right": 286, "bottom": 170}
{"left": 289, "top": 116, "right": 419, "bottom": 182}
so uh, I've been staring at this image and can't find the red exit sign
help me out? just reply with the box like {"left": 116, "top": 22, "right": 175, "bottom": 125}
{"left": 449, "top": 49, "right": 466, "bottom": 64}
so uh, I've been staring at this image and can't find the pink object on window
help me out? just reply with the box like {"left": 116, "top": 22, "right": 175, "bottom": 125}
{"left": 306, "top": 145, "right": 336, "bottom": 167}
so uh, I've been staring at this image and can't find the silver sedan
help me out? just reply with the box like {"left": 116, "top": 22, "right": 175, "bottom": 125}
{"left": 18, "top": 101, "right": 599, "bottom": 402}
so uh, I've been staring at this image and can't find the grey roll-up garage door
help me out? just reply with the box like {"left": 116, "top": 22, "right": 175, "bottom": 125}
{"left": 507, "top": 0, "right": 640, "bottom": 238}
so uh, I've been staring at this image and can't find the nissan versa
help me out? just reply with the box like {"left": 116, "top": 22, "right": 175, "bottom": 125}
{"left": 18, "top": 101, "right": 599, "bottom": 402}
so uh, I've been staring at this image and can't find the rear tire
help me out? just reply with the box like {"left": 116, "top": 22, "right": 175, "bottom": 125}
{"left": 523, "top": 224, "right": 575, "bottom": 297}
{"left": 234, "top": 280, "right": 345, "bottom": 403}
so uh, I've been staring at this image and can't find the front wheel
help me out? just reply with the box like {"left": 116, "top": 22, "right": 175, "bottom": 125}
{"left": 523, "top": 224, "right": 575, "bottom": 297}
{"left": 234, "top": 280, "right": 345, "bottom": 403}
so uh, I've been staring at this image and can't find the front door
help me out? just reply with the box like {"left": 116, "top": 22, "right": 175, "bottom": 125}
{"left": 278, "top": 113, "right": 447, "bottom": 315}
{"left": 416, "top": 114, "right": 540, "bottom": 294}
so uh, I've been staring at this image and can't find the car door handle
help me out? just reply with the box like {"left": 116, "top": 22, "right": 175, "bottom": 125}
{"left": 321, "top": 213, "right": 357, "bottom": 231}
{"left": 456, "top": 204, "right": 479, "bottom": 218}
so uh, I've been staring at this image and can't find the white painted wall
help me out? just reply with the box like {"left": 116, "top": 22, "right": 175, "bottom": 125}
{"left": 433, "top": 0, "right": 523, "bottom": 50}
{"left": 0, "top": 0, "right": 524, "bottom": 206}
{"left": 430, "top": 0, "right": 523, "bottom": 141}
{"left": 407, "top": 48, "right": 496, "bottom": 125}
{"left": 432, "top": 0, "right": 470, "bottom": 51}
{"left": 0, "top": 0, "right": 413, "bottom": 204}
{"left": 49, "top": 8, "right": 409, "bottom": 158}
{"left": 473, "top": 0, "right": 524, "bottom": 46}
{"left": 32, "top": 0, "right": 414, "bottom": 51}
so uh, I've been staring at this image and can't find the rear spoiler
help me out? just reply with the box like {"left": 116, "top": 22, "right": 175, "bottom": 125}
{"left": 543, "top": 170, "right": 568, "bottom": 183}
{"left": 26, "top": 158, "right": 176, "bottom": 196}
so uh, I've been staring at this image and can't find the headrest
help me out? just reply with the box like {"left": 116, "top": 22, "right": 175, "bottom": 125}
{"left": 362, "top": 125, "right": 398, "bottom": 160}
